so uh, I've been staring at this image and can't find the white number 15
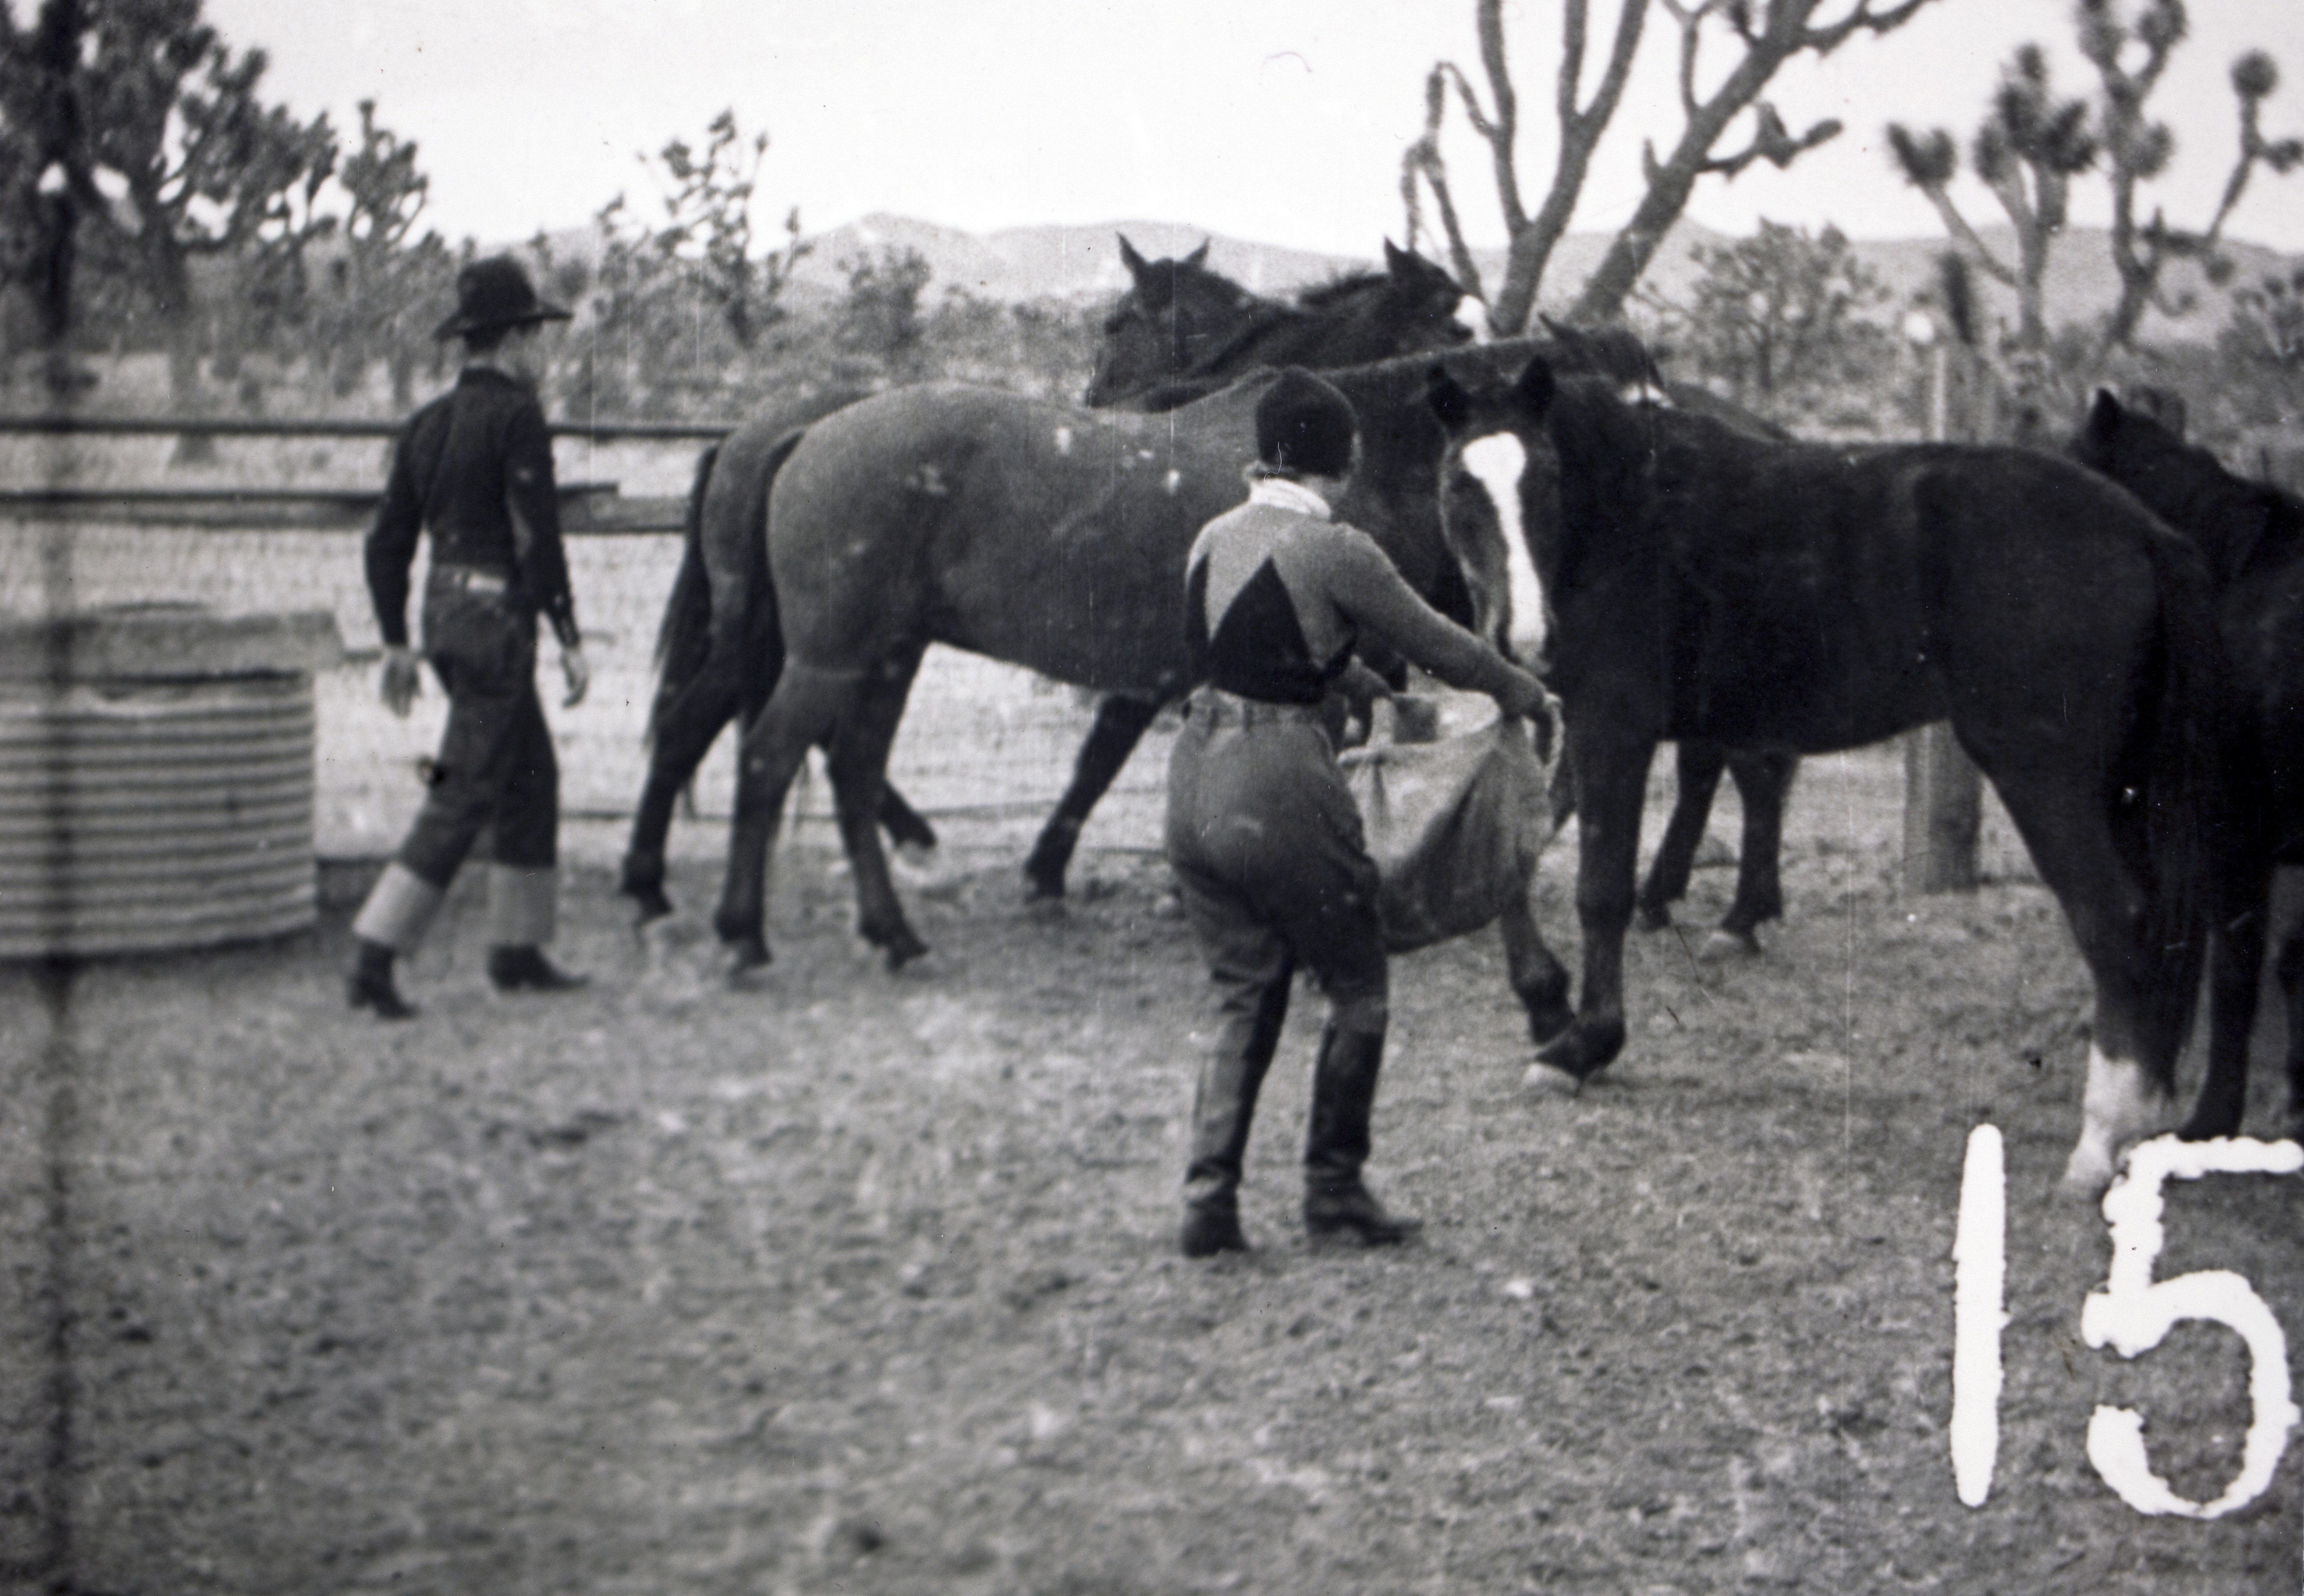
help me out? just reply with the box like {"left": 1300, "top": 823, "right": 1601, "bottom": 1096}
{"left": 1954, "top": 1128, "right": 2304, "bottom": 1517}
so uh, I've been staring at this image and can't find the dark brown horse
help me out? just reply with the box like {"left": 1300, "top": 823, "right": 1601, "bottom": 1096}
{"left": 1110, "top": 269, "right": 1806, "bottom": 954}
{"left": 618, "top": 384, "right": 917, "bottom": 920}
{"left": 619, "top": 239, "right": 1477, "bottom": 916}
{"left": 1013, "top": 236, "right": 1476, "bottom": 898}
{"left": 1084, "top": 235, "right": 1470, "bottom": 408}
{"left": 708, "top": 349, "right": 1592, "bottom": 1051}
{"left": 2069, "top": 389, "right": 2304, "bottom": 1143}
{"left": 1428, "top": 357, "right": 2233, "bottom": 1192}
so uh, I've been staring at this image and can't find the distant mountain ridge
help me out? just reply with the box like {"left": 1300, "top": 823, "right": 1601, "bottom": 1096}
{"left": 792, "top": 210, "right": 2301, "bottom": 347}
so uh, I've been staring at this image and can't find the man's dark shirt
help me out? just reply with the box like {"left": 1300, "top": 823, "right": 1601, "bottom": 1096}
{"left": 365, "top": 366, "right": 580, "bottom": 649}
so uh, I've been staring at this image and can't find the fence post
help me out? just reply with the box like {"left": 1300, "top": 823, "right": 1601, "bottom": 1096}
{"left": 1902, "top": 329, "right": 1983, "bottom": 896}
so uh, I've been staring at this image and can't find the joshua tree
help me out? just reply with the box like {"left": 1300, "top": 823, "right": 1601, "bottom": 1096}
{"left": 1403, "top": 0, "right": 1940, "bottom": 334}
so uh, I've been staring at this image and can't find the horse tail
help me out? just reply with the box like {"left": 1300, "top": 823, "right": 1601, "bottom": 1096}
{"left": 2127, "top": 526, "right": 2237, "bottom": 1075}
{"left": 737, "top": 429, "right": 812, "bottom": 718}
{"left": 646, "top": 441, "right": 725, "bottom": 745}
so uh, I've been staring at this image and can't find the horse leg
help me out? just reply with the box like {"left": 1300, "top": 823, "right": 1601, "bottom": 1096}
{"left": 823, "top": 649, "right": 931, "bottom": 969}
{"left": 1637, "top": 740, "right": 1726, "bottom": 932}
{"left": 1713, "top": 749, "right": 1798, "bottom": 954}
{"left": 1978, "top": 759, "right": 2184, "bottom": 1193}
{"left": 1021, "top": 692, "right": 1164, "bottom": 900}
{"left": 876, "top": 780, "right": 939, "bottom": 853}
{"left": 1497, "top": 887, "right": 1572, "bottom": 1049}
{"left": 713, "top": 663, "right": 855, "bottom": 973}
{"left": 1535, "top": 725, "right": 1654, "bottom": 1081}
{"left": 2183, "top": 869, "right": 2269, "bottom": 1141}
{"left": 621, "top": 647, "right": 744, "bottom": 921}
{"left": 2278, "top": 903, "right": 2304, "bottom": 1141}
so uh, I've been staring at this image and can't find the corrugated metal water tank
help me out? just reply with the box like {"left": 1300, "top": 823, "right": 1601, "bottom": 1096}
{"left": 0, "top": 606, "right": 342, "bottom": 958}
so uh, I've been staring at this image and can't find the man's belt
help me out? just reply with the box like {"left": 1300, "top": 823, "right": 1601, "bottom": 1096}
{"left": 1186, "top": 686, "right": 1326, "bottom": 728}
{"left": 431, "top": 565, "right": 509, "bottom": 595}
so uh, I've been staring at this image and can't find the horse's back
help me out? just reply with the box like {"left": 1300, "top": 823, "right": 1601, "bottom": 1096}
{"left": 1649, "top": 425, "right": 2183, "bottom": 749}
{"left": 767, "top": 384, "right": 1255, "bottom": 690}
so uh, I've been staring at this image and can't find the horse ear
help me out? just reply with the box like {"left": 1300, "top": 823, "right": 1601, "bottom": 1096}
{"left": 1118, "top": 235, "right": 1149, "bottom": 280}
{"left": 1184, "top": 239, "right": 1210, "bottom": 268}
{"left": 1536, "top": 314, "right": 1593, "bottom": 364}
{"left": 1384, "top": 238, "right": 1413, "bottom": 278}
{"left": 1513, "top": 357, "right": 1556, "bottom": 421}
{"left": 1425, "top": 365, "right": 1475, "bottom": 432}
{"left": 2086, "top": 386, "right": 2124, "bottom": 441}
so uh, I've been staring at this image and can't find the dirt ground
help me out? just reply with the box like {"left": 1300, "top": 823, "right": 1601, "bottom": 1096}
{"left": 6, "top": 745, "right": 2304, "bottom": 1595}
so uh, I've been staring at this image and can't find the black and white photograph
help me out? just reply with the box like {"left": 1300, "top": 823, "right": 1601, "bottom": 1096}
{"left": 6, "top": 0, "right": 2304, "bottom": 1589}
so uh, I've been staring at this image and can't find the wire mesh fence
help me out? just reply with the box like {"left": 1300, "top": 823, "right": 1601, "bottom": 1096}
{"left": 0, "top": 424, "right": 1178, "bottom": 876}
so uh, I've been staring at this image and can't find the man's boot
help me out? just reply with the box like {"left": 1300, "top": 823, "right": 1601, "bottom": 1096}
{"left": 346, "top": 863, "right": 443, "bottom": 1019}
{"left": 486, "top": 864, "right": 588, "bottom": 993}
{"left": 487, "top": 945, "right": 590, "bottom": 992}
{"left": 1304, "top": 1025, "right": 1421, "bottom": 1245}
{"left": 346, "top": 938, "right": 417, "bottom": 1020}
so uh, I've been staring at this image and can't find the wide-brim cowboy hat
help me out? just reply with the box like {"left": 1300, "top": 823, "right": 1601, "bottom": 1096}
{"left": 432, "top": 255, "right": 572, "bottom": 340}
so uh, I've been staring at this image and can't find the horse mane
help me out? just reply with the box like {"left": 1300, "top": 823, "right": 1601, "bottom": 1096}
{"left": 2086, "top": 407, "right": 2303, "bottom": 585}
{"left": 1296, "top": 270, "right": 1388, "bottom": 309}
{"left": 1186, "top": 301, "right": 1314, "bottom": 378}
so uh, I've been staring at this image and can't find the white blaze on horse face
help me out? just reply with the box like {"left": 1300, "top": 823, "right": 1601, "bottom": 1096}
{"left": 1054, "top": 426, "right": 1074, "bottom": 457}
{"left": 2061, "top": 1042, "right": 2172, "bottom": 1194}
{"left": 1164, "top": 469, "right": 1182, "bottom": 494}
{"left": 1459, "top": 432, "right": 1547, "bottom": 661}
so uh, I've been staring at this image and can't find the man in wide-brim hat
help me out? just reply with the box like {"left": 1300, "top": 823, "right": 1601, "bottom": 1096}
{"left": 345, "top": 254, "right": 592, "bottom": 1018}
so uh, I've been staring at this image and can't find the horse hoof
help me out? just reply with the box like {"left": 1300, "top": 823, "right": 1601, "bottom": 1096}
{"left": 1634, "top": 902, "right": 1672, "bottom": 932}
{"left": 2058, "top": 1139, "right": 2116, "bottom": 1198}
{"left": 1698, "top": 928, "right": 1762, "bottom": 962}
{"left": 723, "top": 939, "right": 773, "bottom": 986}
{"left": 882, "top": 930, "right": 931, "bottom": 972}
{"left": 1535, "top": 1018, "right": 1623, "bottom": 1082}
{"left": 1022, "top": 867, "right": 1067, "bottom": 902}
{"left": 1522, "top": 1061, "right": 1584, "bottom": 1098}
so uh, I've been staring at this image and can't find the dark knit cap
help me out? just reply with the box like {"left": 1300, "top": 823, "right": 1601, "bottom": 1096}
{"left": 1254, "top": 367, "right": 1357, "bottom": 476}
{"left": 432, "top": 255, "right": 572, "bottom": 341}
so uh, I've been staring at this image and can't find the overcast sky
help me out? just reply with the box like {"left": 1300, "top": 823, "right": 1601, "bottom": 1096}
{"left": 200, "top": 0, "right": 2304, "bottom": 264}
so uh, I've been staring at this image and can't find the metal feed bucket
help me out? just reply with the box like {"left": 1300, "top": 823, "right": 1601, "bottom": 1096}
{"left": 0, "top": 606, "right": 343, "bottom": 958}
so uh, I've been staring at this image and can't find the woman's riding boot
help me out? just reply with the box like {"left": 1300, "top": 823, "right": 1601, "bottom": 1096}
{"left": 1180, "top": 1043, "right": 1276, "bottom": 1257}
{"left": 1179, "top": 978, "right": 1291, "bottom": 1257}
{"left": 1304, "top": 1024, "right": 1421, "bottom": 1245}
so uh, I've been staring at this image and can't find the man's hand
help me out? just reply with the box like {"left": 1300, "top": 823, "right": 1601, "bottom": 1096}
{"left": 560, "top": 643, "right": 590, "bottom": 708}
{"left": 380, "top": 646, "right": 420, "bottom": 717}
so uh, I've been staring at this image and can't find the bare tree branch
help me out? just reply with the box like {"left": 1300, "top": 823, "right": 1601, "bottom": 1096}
{"left": 2082, "top": 0, "right": 2298, "bottom": 350}
{"left": 1401, "top": 66, "right": 1489, "bottom": 305}
{"left": 1570, "top": 0, "right": 1941, "bottom": 324}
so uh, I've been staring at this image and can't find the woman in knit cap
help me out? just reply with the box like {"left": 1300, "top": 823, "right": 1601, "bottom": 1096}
{"left": 1166, "top": 366, "right": 1548, "bottom": 1256}
{"left": 345, "top": 255, "right": 591, "bottom": 1018}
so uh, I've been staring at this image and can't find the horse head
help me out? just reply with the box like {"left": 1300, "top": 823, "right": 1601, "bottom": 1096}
{"left": 1086, "top": 235, "right": 1250, "bottom": 407}
{"left": 2071, "top": 387, "right": 2286, "bottom": 586}
{"left": 1423, "top": 357, "right": 1560, "bottom": 659}
{"left": 1380, "top": 239, "right": 1477, "bottom": 352}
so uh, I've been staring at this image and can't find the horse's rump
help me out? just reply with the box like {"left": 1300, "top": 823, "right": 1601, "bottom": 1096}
{"left": 763, "top": 383, "right": 1265, "bottom": 693}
